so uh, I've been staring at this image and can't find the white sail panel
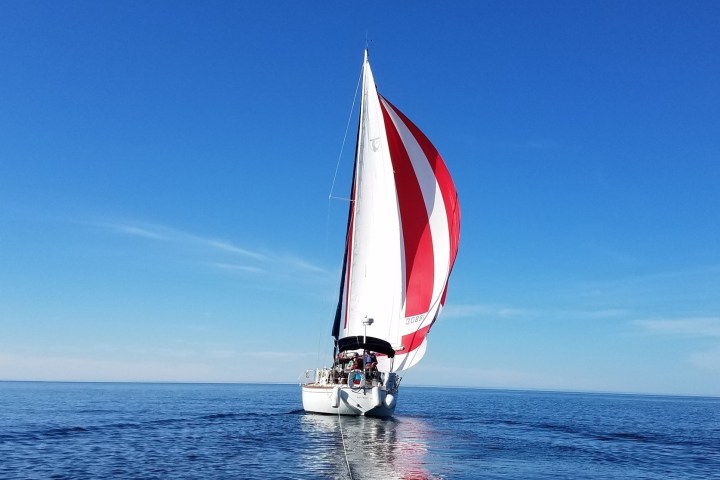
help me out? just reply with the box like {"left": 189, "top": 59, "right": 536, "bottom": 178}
{"left": 392, "top": 335, "right": 428, "bottom": 372}
{"left": 341, "top": 53, "right": 404, "bottom": 346}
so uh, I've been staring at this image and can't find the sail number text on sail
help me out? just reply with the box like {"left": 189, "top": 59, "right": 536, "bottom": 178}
{"left": 405, "top": 314, "right": 424, "bottom": 325}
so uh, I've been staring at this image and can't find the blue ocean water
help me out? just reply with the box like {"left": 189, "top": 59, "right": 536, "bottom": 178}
{"left": 1, "top": 382, "right": 718, "bottom": 479}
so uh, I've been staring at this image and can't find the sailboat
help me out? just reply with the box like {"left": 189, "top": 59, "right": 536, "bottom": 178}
{"left": 301, "top": 50, "right": 460, "bottom": 417}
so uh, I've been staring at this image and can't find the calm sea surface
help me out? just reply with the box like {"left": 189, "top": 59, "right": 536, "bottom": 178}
{"left": 1, "top": 382, "right": 718, "bottom": 479}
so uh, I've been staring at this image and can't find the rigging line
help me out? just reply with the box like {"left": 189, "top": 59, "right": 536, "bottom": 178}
{"left": 328, "top": 65, "right": 362, "bottom": 200}
{"left": 337, "top": 407, "right": 354, "bottom": 480}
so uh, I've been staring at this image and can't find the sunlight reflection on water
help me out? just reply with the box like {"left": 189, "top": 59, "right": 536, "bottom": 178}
{"left": 300, "top": 413, "right": 440, "bottom": 480}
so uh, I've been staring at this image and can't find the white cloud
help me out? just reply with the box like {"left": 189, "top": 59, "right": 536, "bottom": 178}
{"left": 633, "top": 317, "right": 720, "bottom": 338}
{"left": 576, "top": 265, "right": 720, "bottom": 297}
{"left": 634, "top": 317, "right": 720, "bottom": 375}
{"left": 99, "top": 220, "right": 265, "bottom": 259}
{"left": 690, "top": 347, "right": 720, "bottom": 372}
{"left": 210, "top": 262, "right": 265, "bottom": 273}
{"left": 441, "top": 303, "right": 628, "bottom": 321}
{"left": 106, "top": 224, "right": 166, "bottom": 240}
{"left": 0, "top": 347, "right": 316, "bottom": 383}
{"left": 248, "top": 351, "right": 317, "bottom": 360}
{"left": 409, "top": 363, "right": 577, "bottom": 391}
{"left": 208, "top": 349, "right": 237, "bottom": 359}
{"left": 205, "top": 239, "right": 265, "bottom": 260}
{"left": 94, "top": 218, "right": 331, "bottom": 280}
{"left": 280, "top": 255, "right": 328, "bottom": 274}
{"left": 441, "top": 303, "right": 530, "bottom": 319}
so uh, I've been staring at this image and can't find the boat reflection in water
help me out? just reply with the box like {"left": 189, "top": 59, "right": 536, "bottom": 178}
{"left": 299, "top": 413, "right": 438, "bottom": 479}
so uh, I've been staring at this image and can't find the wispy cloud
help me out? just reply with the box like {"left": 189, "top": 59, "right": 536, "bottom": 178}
{"left": 248, "top": 351, "right": 316, "bottom": 360}
{"left": 442, "top": 303, "right": 531, "bottom": 319}
{"left": 633, "top": 318, "right": 720, "bottom": 374}
{"left": 280, "top": 255, "right": 328, "bottom": 274}
{"left": 94, "top": 219, "right": 330, "bottom": 280}
{"left": 442, "top": 303, "right": 628, "bottom": 321}
{"left": 205, "top": 239, "right": 265, "bottom": 260}
{"left": 576, "top": 265, "right": 720, "bottom": 295}
{"left": 565, "top": 308, "right": 629, "bottom": 319}
{"left": 690, "top": 347, "right": 720, "bottom": 372}
{"left": 415, "top": 364, "right": 576, "bottom": 390}
{"left": 99, "top": 220, "right": 265, "bottom": 259}
{"left": 633, "top": 317, "right": 720, "bottom": 338}
{"left": 0, "top": 349, "right": 306, "bottom": 382}
{"left": 210, "top": 262, "right": 265, "bottom": 274}
{"left": 106, "top": 223, "right": 166, "bottom": 240}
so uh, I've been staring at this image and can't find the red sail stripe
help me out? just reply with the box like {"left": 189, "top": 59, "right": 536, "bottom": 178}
{"left": 379, "top": 97, "right": 435, "bottom": 318}
{"left": 400, "top": 324, "right": 432, "bottom": 353}
{"left": 381, "top": 97, "right": 460, "bottom": 273}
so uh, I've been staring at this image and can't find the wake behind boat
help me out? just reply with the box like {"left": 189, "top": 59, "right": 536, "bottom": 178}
{"left": 301, "top": 50, "right": 460, "bottom": 417}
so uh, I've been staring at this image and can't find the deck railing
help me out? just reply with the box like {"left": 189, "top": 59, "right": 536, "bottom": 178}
{"left": 300, "top": 368, "right": 333, "bottom": 385}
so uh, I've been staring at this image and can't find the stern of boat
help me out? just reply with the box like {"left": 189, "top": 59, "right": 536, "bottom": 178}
{"left": 300, "top": 368, "right": 400, "bottom": 417}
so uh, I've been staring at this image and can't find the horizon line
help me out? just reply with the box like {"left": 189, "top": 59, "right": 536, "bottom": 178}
{"left": 1, "top": 379, "right": 717, "bottom": 400}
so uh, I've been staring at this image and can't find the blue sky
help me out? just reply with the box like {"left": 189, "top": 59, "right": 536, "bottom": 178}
{"left": 1, "top": 1, "right": 719, "bottom": 396}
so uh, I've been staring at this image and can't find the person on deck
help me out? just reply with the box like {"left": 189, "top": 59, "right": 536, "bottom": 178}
{"left": 333, "top": 353, "right": 345, "bottom": 383}
{"left": 351, "top": 353, "right": 363, "bottom": 371}
{"left": 364, "top": 351, "right": 378, "bottom": 379}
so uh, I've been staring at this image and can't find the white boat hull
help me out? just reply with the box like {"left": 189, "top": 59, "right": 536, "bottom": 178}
{"left": 301, "top": 384, "right": 397, "bottom": 417}
{"left": 301, "top": 367, "right": 399, "bottom": 417}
